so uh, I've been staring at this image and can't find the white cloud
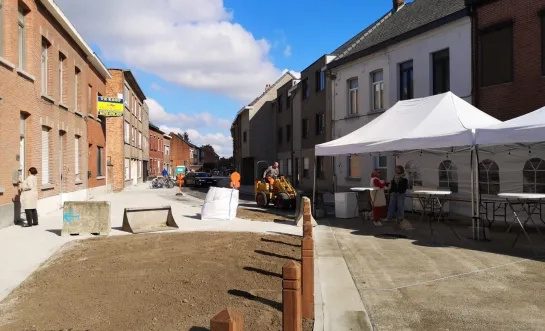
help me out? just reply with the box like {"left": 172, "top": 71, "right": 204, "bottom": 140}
{"left": 283, "top": 45, "right": 292, "bottom": 57}
{"left": 160, "top": 125, "right": 232, "bottom": 158}
{"left": 55, "top": 0, "right": 295, "bottom": 102}
{"left": 150, "top": 82, "right": 167, "bottom": 92}
{"left": 145, "top": 99, "right": 232, "bottom": 157}
{"left": 146, "top": 99, "right": 231, "bottom": 130}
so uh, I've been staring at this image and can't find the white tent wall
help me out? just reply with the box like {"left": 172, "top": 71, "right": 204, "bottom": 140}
{"left": 397, "top": 147, "right": 545, "bottom": 222}
{"left": 335, "top": 154, "right": 396, "bottom": 192}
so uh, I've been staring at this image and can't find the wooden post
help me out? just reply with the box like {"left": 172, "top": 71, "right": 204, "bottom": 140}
{"left": 283, "top": 261, "right": 302, "bottom": 331}
{"left": 301, "top": 236, "right": 315, "bottom": 319}
{"left": 303, "top": 221, "right": 313, "bottom": 238}
{"left": 303, "top": 200, "right": 311, "bottom": 224}
{"left": 210, "top": 308, "right": 243, "bottom": 331}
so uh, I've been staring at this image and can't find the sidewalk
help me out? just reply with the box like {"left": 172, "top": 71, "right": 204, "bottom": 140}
{"left": 0, "top": 184, "right": 301, "bottom": 303}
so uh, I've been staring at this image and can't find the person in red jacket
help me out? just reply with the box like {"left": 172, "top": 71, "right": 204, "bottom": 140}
{"left": 370, "top": 169, "right": 388, "bottom": 226}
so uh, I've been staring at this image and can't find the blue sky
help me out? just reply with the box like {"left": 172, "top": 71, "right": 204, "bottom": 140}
{"left": 58, "top": 0, "right": 406, "bottom": 157}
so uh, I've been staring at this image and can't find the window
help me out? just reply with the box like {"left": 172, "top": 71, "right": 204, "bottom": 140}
{"left": 59, "top": 53, "right": 65, "bottom": 102}
{"left": 74, "top": 67, "right": 80, "bottom": 111}
{"left": 347, "top": 155, "right": 360, "bottom": 178}
{"left": 478, "top": 159, "right": 499, "bottom": 195}
{"left": 431, "top": 49, "right": 450, "bottom": 95}
{"left": 87, "top": 85, "right": 92, "bottom": 114}
{"left": 315, "top": 113, "right": 325, "bottom": 135}
{"left": 243, "top": 131, "right": 247, "bottom": 142}
{"left": 303, "top": 157, "right": 310, "bottom": 178}
{"left": 138, "top": 104, "right": 142, "bottom": 120}
{"left": 286, "top": 94, "right": 291, "bottom": 109}
{"left": 302, "top": 78, "right": 310, "bottom": 99}
{"left": 405, "top": 160, "right": 422, "bottom": 189}
{"left": 348, "top": 78, "right": 358, "bottom": 115}
{"left": 41, "top": 127, "right": 50, "bottom": 185}
{"left": 302, "top": 118, "right": 309, "bottom": 138}
{"left": 97, "top": 147, "right": 103, "bottom": 176}
{"left": 374, "top": 156, "right": 388, "bottom": 180}
{"left": 123, "top": 85, "right": 129, "bottom": 105}
{"left": 480, "top": 23, "right": 513, "bottom": 87}
{"left": 132, "top": 127, "right": 136, "bottom": 145}
{"left": 74, "top": 136, "right": 80, "bottom": 181}
{"left": 438, "top": 160, "right": 458, "bottom": 193}
{"left": 124, "top": 158, "right": 130, "bottom": 180}
{"left": 286, "top": 124, "right": 292, "bottom": 142}
{"left": 399, "top": 61, "right": 413, "bottom": 100}
{"left": 287, "top": 158, "right": 292, "bottom": 176}
{"left": 315, "top": 70, "right": 325, "bottom": 91}
{"left": 277, "top": 127, "right": 283, "bottom": 144}
{"left": 41, "top": 38, "right": 49, "bottom": 95}
{"left": 20, "top": 114, "right": 26, "bottom": 180}
{"left": 18, "top": 4, "right": 26, "bottom": 70}
{"left": 124, "top": 121, "right": 130, "bottom": 143}
{"left": 277, "top": 95, "right": 283, "bottom": 112}
{"left": 316, "top": 156, "right": 324, "bottom": 179}
{"left": 279, "top": 160, "right": 284, "bottom": 176}
{"left": 371, "top": 70, "right": 384, "bottom": 110}
{"left": 138, "top": 131, "right": 142, "bottom": 148}
{"left": 523, "top": 158, "right": 545, "bottom": 193}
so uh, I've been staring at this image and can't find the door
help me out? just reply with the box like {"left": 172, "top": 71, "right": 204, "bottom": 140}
{"left": 131, "top": 160, "right": 137, "bottom": 185}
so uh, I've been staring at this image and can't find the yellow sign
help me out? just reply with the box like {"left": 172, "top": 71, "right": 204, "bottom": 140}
{"left": 97, "top": 96, "right": 124, "bottom": 117}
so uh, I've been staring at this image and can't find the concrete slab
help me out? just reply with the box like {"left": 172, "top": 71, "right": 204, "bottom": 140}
{"left": 314, "top": 225, "right": 372, "bottom": 331}
{"left": 326, "top": 217, "right": 545, "bottom": 330}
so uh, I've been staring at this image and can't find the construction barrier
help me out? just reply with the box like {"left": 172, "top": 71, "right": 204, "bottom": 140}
{"left": 295, "top": 197, "right": 317, "bottom": 227}
{"left": 122, "top": 205, "right": 178, "bottom": 234}
{"left": 61, "top": 201, "right": 111, "bottom": 236}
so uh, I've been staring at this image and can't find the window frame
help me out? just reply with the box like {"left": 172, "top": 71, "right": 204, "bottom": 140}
{"left": 97, "top": 146, "right": 103, "bottom": 177}
{"left": 315, "top": 113, "right": 325, "bottom": 135}
{"left": 478, "top": 159, "right": 500, "bottom": 195}
{"left": 523, "top": 158, "right": 545, "bottom": 194}
{"left": 17, "top": 5, "right": 26, "bottom": 70}
{"left": 479, "top": 22, "right": 514, "bottom": 87}
{"left": 431, "top": 49, "right": 450, "bottom": 95}
{"left": 347, "top": 78, "right": 359, "bottom": 115}
{"left": 399, "top": 60, "right": 414, "bottom": 100}
{"left": 347, "top": 154, "right": 361, "bottom": 179}
{"left": 74, "top": 67, "right": 80, "bottom": 111}
{"left": 41, "top": 127, "right": 50, "bottom": 185}
{"left": 370, "top": 70, "right": 384, "bottom": 111}
{"left": 59, "top": 53, "right": 65, "bottom": 103}
{"left": 438, "top": 160, "right": 459, "bottom": 193}
{"left": 74, "top": 136, "right": 80, "bottom": 181}
{"left": 41, "top": 38, "right": 49, "bottom": 95}
{"left": 303, "top": 157, "right": 310, "bottom": 178}
{"left": 302, "top": 78, "right": 310, "bottom": 100}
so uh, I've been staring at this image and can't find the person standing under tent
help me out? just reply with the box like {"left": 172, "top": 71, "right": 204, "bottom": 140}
{"left": 370, "top": 169, "right": 388, "bottom": 226}
{"left": 387, "top": 165, "right": 413, "bottom": 230}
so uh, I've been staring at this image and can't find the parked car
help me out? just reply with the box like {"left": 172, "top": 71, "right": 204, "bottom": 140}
{"left": 185, "top": 172, "right": 218, "bottom": 187}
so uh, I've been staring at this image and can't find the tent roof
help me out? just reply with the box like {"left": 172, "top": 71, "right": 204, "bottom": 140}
{"left": 315, "top": 92, "right": 501, "bottom": 156}
{"left": 475, "top": 106, "right": 545, "bottom": 146}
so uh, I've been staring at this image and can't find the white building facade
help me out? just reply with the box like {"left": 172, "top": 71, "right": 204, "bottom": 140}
{"left": 329, "top": 13, "right": 471, "bottom": 193}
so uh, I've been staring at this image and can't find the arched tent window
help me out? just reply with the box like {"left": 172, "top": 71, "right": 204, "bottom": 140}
{"left": 523, "top": 158, "right": 545, "bottom": 193}
{"left": 405, "top": 160, "right": 422, "bottom": 189}
{"left": 479, "top": 159, "right": 500, "bottom": 195}
{"left": 438, "top": 160, "right": 458, "bottom": 193}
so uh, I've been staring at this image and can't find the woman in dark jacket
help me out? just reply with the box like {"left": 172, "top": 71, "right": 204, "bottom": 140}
{"left": 387, "top": 165, "right": 413, "bottom": 230}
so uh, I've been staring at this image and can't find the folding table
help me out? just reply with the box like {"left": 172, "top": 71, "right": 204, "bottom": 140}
{"left": 497, "top": 193, "right": 545, "bottom": 253}
{"left": 413, "top": 190, "right": 460, "bottom": 240}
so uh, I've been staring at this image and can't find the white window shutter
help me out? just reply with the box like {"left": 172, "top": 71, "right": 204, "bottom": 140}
{"left": 41, "top": 127, "right": 49, "bottom": 184}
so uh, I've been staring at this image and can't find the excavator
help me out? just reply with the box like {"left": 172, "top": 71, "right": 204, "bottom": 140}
{"left": 254, "top": 161, "right": 297, "bottom": 210}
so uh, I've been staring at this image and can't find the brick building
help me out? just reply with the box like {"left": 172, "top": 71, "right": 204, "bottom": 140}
{"left": 148, "top": 123, "right": 164, "bottom": 177}
{"left": 201, "top": 145, "right": 219, "bottom": 169}
{"left": 0, "top": 0, "right": 111, "bottom": 229}
{"left": 105, "top": 69, "right": 147, "bottom": 191}
{"left": 466, "top": 0, "right": 545, "bottom": 119}
{"left": 170, "top": 133, "right": 193, "bottom": 171}
{"left": 163, "top": 134, "right": 172, "bottom": 176}
{"left": 142, "top": 102, "right": 149, "bottom": 180}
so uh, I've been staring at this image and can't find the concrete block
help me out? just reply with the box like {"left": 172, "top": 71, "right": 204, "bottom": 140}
{"left": 61, "top": 201, "right": 111, "bottom": 236}
{"left": 122, "top": 206, "right": 178, "bottom": 234}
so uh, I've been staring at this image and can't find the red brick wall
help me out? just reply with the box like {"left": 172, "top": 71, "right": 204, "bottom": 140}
{"left": 0, "top": 0, "right": 110, "bottom": 212}
{"left": 105, "top": 70, "right": 125, "bottom": 192}
{"left": 149, "top": 127, "right": 164, "bottom": 176}
{"left": 475, "top": 0, "right": 545, "bottom": 120}
{"left": 170, "top": 134, "right": 192, "bottom": 169}
{"left": 87, "top": 66, "right": 107, "bottom": 189}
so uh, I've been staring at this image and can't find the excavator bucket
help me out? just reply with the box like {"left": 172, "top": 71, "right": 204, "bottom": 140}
{"left": 122, "top": 206, "right": 179, "bottom": 234}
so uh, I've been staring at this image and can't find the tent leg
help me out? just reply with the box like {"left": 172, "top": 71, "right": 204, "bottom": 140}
{"left": 312, "top": 156, "right": 317, "bottom": 218}
{"left": 470, "top": 147, "right": 475, "bottom": 240}
{"left": 475, "top": 145, "right": 482, "bottom": 241}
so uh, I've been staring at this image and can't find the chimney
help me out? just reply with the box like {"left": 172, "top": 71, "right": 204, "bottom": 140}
{"left": 265, "top": 84, "right": 271, "bottom": 91}
{"left": 393, "top": 0, "right": 404, "bottom": 11}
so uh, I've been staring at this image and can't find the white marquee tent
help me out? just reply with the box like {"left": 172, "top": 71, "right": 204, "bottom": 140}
{"left": 315, "top": 92, "right": 501, "bottom": 156}
{"left": 475, "top": 106, "right": 545, "bottom": 146}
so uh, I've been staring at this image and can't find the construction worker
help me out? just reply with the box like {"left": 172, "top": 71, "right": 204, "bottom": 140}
{"left": 263, "top": 162, "right": 279, "bottom": 190}
{"left": 176, "top": 172, "right": 185, "bottom": 195}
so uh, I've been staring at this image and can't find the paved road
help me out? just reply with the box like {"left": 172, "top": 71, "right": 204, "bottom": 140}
{"left": 182, "top": 185, "right": 255, "bottom": 203}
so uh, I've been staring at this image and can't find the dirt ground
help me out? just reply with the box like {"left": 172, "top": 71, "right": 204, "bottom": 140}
{"left": 236, "top": 207, "right": 293, "bottom": 222}
{"left": 0, "top": 232, "right": 313, "bottom": 331}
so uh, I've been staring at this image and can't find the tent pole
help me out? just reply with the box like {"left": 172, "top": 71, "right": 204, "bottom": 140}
{"left": 470, "top": 146, "right": 475, "bottom": 240}
{"left": 475, "top": 145, "right": 482, "bottom": 240}
{"left": 312, "top": 155, "right": 317, "bottom": 217}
